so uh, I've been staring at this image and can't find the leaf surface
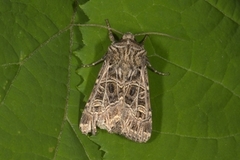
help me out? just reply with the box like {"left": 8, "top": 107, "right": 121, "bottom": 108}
{"left": 1, "top": 0, "right": 240, "bottom": 160}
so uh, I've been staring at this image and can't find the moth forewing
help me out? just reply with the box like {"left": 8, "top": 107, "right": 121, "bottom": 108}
{"left": 80, "top": 20, "right": 168, "bottom": 143}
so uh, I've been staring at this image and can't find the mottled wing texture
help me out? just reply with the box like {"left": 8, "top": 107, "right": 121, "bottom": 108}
{"left": 80, "top": 33, "right": 152, "bottom": 142}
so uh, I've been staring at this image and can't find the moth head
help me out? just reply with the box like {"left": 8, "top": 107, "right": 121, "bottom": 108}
{"left": 122, "top": 32, "right": 135, "bottom": 41}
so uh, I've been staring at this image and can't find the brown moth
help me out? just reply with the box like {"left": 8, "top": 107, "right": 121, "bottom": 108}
{"left": 79, "top": 20, "right": 168, "bottom": 142}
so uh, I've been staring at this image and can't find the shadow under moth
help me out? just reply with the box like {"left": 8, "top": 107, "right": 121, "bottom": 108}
{"left": 79, "top": 20, "right": 169, "bottom": 143}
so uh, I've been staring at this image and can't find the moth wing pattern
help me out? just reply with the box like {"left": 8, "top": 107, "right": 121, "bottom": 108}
{"left": 80, "top": 20, "right": 167, "bottom": 143}
{"left": 80, "top": 53, "right": 152, "bottom": 142}
{"left": 80, "top": 59, "right": 110, "bottom": 135}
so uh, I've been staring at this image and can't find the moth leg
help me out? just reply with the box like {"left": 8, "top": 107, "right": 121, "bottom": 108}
{"left": 105, "top": 19, "right": 115, "bottom": 43}
{"left": 141, "top": 35, "right": 169, "bottom": 76}
{"left": 139, "top": 35, "right": 148, "bottom": 45}
{"left": 82, "top": 55, "right": 106, "bottom": 67}
{"left": 146, "top": 61, "right": 170, "bottom": 76}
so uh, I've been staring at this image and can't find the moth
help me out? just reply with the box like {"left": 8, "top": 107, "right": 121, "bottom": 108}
{"left": 80, "top": 20, "right": 168, "bottom": 143}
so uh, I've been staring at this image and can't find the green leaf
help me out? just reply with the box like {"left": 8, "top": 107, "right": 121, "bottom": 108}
{"left": 0, "top": 0, "right": 101, "bottom": 160}
{"left": 1, "top": 0, "right": 240, "bottom": 160}
{"left": 76, "top": 0, "right": 240, "bottom": 160}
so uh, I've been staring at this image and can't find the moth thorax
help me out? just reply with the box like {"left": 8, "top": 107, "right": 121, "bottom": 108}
{"left": 122, "top": 32, "right": 134, "bottom": 40}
